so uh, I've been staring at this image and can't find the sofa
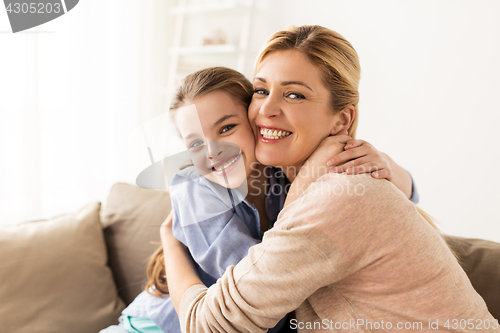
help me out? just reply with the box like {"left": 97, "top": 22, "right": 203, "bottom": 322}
{"left": 1, "top": 182, "right": 499, "bottom": 333}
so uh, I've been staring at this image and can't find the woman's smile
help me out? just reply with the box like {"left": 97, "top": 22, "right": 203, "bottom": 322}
{"left": 258, "top": 125, "right": 292, "bottom": 142}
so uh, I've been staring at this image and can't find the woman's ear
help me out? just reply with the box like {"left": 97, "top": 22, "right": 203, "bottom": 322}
{"left": 330, "top": 105, "right": 355, "bottom": 135}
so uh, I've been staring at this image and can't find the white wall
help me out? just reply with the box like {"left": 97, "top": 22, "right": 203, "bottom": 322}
{"left": 250, "top": 0, "right": 500, "bottom": 242}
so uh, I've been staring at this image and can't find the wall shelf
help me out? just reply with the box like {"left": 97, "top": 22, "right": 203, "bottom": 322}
{"left": 169, "top": 44, "right": 237, "bottom": 55}
{"left": 169, "top": 1, "right": 244, "bottom": 15}
{"left": 164, "top": 0, "right": 254, "bottom": 108}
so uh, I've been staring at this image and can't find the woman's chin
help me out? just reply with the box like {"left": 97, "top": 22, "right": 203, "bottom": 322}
{"left": 255, "top": 150, "right": 286, "bottom": 168}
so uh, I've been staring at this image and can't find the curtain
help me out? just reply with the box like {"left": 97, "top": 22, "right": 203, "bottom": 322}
{"left": 0, "top": 0, "right": 177, "bottom": 224}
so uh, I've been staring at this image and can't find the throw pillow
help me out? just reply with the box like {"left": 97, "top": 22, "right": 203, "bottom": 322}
{"left": 101, "top": 183, "right": 171, "bottom": 305}
{"left": 0, "top": 202, "right": 125, "bottom": 333}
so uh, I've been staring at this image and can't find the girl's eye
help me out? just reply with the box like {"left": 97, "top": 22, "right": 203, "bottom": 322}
{"left": 221, "top": 124, "right": 235, "bottom": 133}
{"left": 253, "top": 88, "right": 268, "bottom": 95}
{"left": 286, "top": 92, "right": 305, "bottom": 100}
{"left": 189, "top": 140, "right": 204, "bottom": 149}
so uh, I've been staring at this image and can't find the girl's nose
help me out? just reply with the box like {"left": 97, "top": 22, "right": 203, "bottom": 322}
{"left": 207, "top": 142, "right": 225, "bottom": 160}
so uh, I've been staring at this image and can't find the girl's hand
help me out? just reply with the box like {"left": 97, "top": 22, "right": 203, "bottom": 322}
{"left": 327, "top": 139, "right": 413, "bottom": 199}
{"left": 284, "top": 131, "right": 351, "bottom": 208}
{"left": 298, "top": 129, "right": 351, "bottom": 182}
{"left": 327, "top": 139, "right": 393, "bottom": 180}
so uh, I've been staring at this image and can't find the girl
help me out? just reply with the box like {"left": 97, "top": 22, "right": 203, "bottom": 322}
{"left": 100, "top": 66, "right": 419, "bottom": 332}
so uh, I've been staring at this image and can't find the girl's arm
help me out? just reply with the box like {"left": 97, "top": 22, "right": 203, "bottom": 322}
{"left": 284, "top": 133, "right": 349, "bottom": 208}
{"left": 286, "top": 134, "right": 419, "bottom": 209}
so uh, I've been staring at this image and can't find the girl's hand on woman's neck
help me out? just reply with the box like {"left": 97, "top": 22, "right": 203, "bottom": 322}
{"left": 284, "top": 134, "right": 350, "bottom": 208}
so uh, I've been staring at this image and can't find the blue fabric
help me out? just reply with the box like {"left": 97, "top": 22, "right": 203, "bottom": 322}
{"left": 408, "top": 171, "right": 419, "bottom": 204}
{"left": 124, "top": 166, "right": 287, "bottom": 333}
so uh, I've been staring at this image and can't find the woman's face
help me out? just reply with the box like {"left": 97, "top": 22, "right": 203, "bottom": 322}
{"left": 248, "top": 50, "right": 339, "bottom": 172}
{"left": 176, "top": 90, "right": 257, "bottom": 189}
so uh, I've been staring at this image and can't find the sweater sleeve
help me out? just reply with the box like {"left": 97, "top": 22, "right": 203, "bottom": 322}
{"left": 178, "top": 173, "right": 412, "bottom": 333}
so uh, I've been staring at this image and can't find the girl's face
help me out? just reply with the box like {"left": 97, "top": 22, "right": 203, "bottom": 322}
{"left": 248, "top": 50, "right": 341, "bottom": 173}
{"left": 176, "top": 90, "right": 257, "bottom": 189}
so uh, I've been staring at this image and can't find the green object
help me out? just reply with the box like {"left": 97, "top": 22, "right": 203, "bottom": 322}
{"left": 122, "top": 315, "right": 164, "bottom": 333}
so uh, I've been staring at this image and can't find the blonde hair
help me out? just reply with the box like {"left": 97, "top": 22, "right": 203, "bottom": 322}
{"left": 255, "top": 25, "right": 361, "bottom": 138}
{"left": 145, "top": 67, "right": 254, "bottom": 297}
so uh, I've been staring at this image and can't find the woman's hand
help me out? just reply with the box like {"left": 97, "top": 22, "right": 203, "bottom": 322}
{"left": 326, "top": 139, "right": 413, "bottom": 199}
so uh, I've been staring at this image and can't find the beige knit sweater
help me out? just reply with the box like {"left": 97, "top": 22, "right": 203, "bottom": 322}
{"left": 179, "top": 173, "right": 497, "bottom": 332}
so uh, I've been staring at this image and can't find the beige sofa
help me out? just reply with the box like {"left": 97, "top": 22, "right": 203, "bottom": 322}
{"left": 1, "top": 182, "right": 499, "bottom": 332}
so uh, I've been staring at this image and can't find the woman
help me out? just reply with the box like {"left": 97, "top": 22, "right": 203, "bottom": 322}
{"left": 161, "top": 25, "right": 495, "bottom": 332}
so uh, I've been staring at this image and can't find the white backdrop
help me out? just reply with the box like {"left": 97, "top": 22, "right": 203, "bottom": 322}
{"left": 1, "top": 0, "right": 499, "bottom": 242}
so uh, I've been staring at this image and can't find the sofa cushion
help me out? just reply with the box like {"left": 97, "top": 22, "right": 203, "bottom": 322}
{"left": 445, "top": 235, "right": 500, "bottom": 320}
{"left": 0, "top": 202, "right": 125, "bottom": 333}
{"left": 101, "top": 183, "right": 171, "bottom": 305}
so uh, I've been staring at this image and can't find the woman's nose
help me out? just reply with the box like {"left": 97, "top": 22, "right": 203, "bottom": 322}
{"left": 258, "top": 94, "right": 281, "bottom": 118}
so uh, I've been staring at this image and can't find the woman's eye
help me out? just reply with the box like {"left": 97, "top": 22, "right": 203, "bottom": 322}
{"left": 221, "top": 124, "right": 236, "bottom": 133}
{"left": 286, "top": 92, "right": 305, "bottom": 100}
{"left": 253, "top": 88, "right": 268, "bottom": 95}
{"left": 189, "top": 140, "right": 204, "bottom": 149}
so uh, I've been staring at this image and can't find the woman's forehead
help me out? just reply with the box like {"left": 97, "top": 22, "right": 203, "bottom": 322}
{"left": 254, "top": 50, "right": 324, "bottom": 87}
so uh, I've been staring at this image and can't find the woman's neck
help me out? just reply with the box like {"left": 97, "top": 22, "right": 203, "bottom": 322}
{"left": 245, "top": 163, "right": 270, "bottom": 232}
{"left": 246, "top": 163, "right": 267, "bottom": 198}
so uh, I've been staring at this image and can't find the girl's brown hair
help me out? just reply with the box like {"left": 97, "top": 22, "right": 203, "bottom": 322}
{"left": 145, "top": 66, "right": 253, "bottom": 296}
{"left": 255, "top": 25, "right": 361, "bottom": 138}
